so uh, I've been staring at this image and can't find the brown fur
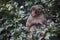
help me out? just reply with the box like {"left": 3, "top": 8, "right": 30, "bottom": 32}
{"left": 26, "top": 5, "right": 47, "bottom": 32}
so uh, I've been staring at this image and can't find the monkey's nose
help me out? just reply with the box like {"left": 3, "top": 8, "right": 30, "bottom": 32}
{"left": 31, "top": 11, "right": 36, "bottom": 16}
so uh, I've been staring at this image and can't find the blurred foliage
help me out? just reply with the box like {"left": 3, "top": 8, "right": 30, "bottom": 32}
{"left": 0, "top": 0, "right": 60, "bottom": 40}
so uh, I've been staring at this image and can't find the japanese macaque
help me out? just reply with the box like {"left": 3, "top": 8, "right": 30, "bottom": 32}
{"left": 26, "top": 5, "right": 47, "bottom": 32}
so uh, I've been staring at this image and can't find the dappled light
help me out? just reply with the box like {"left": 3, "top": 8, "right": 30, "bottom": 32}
{"left": 0, "top": 0, "right": 60, "bottom": 40}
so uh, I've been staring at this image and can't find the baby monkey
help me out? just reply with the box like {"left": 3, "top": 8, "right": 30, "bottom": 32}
{"left": 26, "top": 5, "right": 47, "bottom": 32}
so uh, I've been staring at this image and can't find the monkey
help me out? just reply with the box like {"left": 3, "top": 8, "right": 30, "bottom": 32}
{"left": 26, "top": 5, "right": 47, "bottom": 32}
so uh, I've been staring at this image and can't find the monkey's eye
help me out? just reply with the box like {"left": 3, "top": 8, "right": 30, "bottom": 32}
{"left": 30, "top": 7, "right": 36, "bottom": 12}
{"left": 38, "top": 9, "right": 41, "bottom": 10}
{"left": 31, "top": 7, "right": 35, "bottom": 10}
{"left": 35, "top": 9, "right": 43, "bottom": 14}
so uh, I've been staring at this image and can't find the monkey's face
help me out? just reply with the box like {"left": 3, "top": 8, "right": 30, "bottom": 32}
{"left": 30, "top": 5, "right": 44, "bottom": 17}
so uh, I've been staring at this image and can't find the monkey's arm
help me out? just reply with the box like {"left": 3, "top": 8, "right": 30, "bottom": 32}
{"left": 26, "top": 17, "right": 32, "bottom": 32}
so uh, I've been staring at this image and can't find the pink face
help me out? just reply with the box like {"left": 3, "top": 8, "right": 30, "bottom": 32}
{"left": 31, "top": 6, "right": 44, "bottom": 17}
